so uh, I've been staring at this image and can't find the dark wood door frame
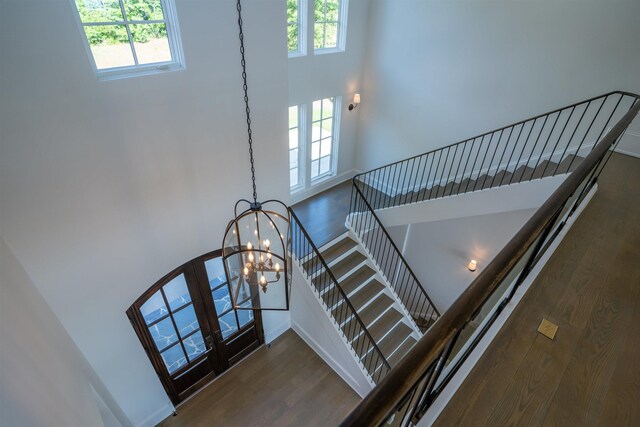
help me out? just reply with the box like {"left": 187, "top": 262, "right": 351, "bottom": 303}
{"left": 127, "top": 249, "right": 264, "bottom": 405}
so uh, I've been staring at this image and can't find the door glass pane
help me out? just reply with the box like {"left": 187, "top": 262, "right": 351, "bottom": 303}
{"left": 140, "top": 290, "right": 168, "bottom": 325}
{"left": 163, "top": 274, "right": 191, "bottom": 311}
{"left": 237, "top": 300, "right": 254, "bottom": 328}
{"left": 205, "top": 258, "right": 227, "bottom": 290}
{"left": 173, "top": 305, "right": 199, "bottom": 338}
{"left": 322, "top": 98, "right": 334, "bottom": 118}
{"left": 148, "top": 317, "right": 178, "bottom": 351}
{"left": 289, "top": 106, "right": 298, "bottom": 128}
{"left": 183, "top": 331, "right": 206, "bottom": 362}
{"left": 161, "top": 344, "right": 187, "bottom": 374}
{"left": 218, "top": 310, "right": 239, "bottom": 339}
{"left": 212, "top": 285, "right": 232, "bottom": 314}
{"left": 320, "top": 156, "right": 331, "bottom": 174}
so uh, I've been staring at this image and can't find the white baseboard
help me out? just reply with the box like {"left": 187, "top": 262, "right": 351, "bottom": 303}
{"left": 418, "top": 184, "right": 598, "bottom": 426}
{"left": 291, "top": 321, "right": 370, "bottom": 398}
{"left": 290, "top": 169, "right": 360, "bottom": 205}
{"left": 136, "top": 402, "right": 174, "bottom": 427}
{"left": 264, "top": 319, "right": 291, "bottom": 344}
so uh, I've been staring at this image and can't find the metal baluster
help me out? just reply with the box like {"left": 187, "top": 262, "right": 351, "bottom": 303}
{"left": 541, "top": 106, "right": 576, "bottom": 177}
{"left": 490, "top": 126, "right": 515, "bottom": 188}
{"left": 567, "top": 96, "right": 607, "bottom": 171}
{"left": 553, "top": 101, "right": 592, "bottom": 175}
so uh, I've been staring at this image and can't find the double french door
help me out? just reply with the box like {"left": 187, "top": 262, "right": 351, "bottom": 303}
{"left": 127, "top": 249, "right": 264, "bottom": 405}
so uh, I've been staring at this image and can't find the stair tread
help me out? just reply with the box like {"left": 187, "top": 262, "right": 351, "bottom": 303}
{"left": 342, "top": 293, "right": 394, "bottom": 333}
{"left": 312, "top": 251, "right": 365, "bottom": 290}
{"left": 330, "top": 251, "right": 367, "bottom": 278}
{"left": 320, "top": 237, "right": 358, "bottom": 264}
{"left": 388, "top": 336, "right": 418, "bottom": 367}
{"left": 340, "top": 265, "right": 376, "bottom": 296}
{"left": 351, "top": 308, "right": 404, "bottom": 352}
{"left": 378, "top": 322, "right": 414, "bottom": 359}
{"left": 332, "top": 280, "right": 385, "bottom": 321}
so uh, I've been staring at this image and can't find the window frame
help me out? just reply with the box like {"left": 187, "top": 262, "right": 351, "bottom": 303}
{"left": 308, "top": 96, "right": 340, "bottom": 183}
{"left": 289, "top": 98, "right": 340, "bottom": 195}
{"left": 287, "top": 0, "right": 307, "bottom": 58}
{"left": 313, "top": 0, "right": 349, "bottom": 54}
{"left": 289, "top": 105, "right": 307, "bottom": 193}
{"left": 70, "top": 0, "right": 185, "bottom": 80}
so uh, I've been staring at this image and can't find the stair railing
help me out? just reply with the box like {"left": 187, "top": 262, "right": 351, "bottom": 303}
{"left": 354, "top": 91, "right": 638, "bottom": 210}
{"left": 349, "top": 185, "right": 440, "bottom": 331}
{"left": 289, "top": 208, "right": 391, "bottom": 383}
{"left": 340, "top": 93, "right": 640, "bottom": 427}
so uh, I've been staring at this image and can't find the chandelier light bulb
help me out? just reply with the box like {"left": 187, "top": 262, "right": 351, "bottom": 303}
{"left": 248, "top": 253, "right": 254, "bottom": 262}
{"left": 267, "top": 252, "right": 272, "bottom": 260}
{"left": 260, "top": 275, "right": 267, "bottom": 285}
{"left": 275, "top": 262, "right": 281, "bottom": 272}
{"left": 243, "top": 267, "right": 249, "bottom": 276}
{"left": 246, "top": 241, "right": 252, "bottom": 250}
{"left": 264, "top": 239, "right": 270, "bottom": 248}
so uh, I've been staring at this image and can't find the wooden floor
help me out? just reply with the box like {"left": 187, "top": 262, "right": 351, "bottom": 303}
{"left": 291, "top": 180, "right": 352, "bottom": 247}
{"left": 435, "top": 153, "right": 640, "bottom": 426}
{"left": 159, "top": 330, "right": 360, "bottom": 427}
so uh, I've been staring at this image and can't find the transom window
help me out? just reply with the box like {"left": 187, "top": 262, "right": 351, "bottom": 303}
{"left": 287, "top": 0, "right": 306, "bottom": 56}
{"left": 314, "top": 0, "right": 345, "bottom": 51}
{"left": 289, "top": 97, "right": 340, "bottom": 192}
{"left": 72, "top": 0, "right": 184, "bottom": 79}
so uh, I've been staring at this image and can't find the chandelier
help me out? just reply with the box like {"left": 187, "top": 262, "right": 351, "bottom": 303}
{"left": 221, "top": 0, "right": 291, "bottom": 311}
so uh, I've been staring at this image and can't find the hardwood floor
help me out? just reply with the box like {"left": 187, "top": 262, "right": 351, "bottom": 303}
{"left": 434, "top": 153, "right": 640, "bottom": 426}
{"left": 291, "top": 180, "right": 352, "bottom": 247}
{"left": 159, "top": 330, "right": 360, "bottom": 427}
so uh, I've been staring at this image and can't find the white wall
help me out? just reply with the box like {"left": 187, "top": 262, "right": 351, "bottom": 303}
{"left": 356, "top": 0, "right": 640, "bottom": 171}
{"left": 397, "top": 208, "right": 536, "bottom": 312}
{"left": 0, "top": 0, "right": 290, "bottom": 425}
{"left": 0, "top": 237, "right": 106, "bottom": 427}
{"left": 288, "top": 0, "right": 371, "bottom": 201}
{"left": 289, "top": 264, "right": 373, "bottom": 397}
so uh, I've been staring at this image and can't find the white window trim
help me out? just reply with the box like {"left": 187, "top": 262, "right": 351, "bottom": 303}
{"left": 288, "top": 0, "right": 307, "bottom": 58}
{"left": 313, "top": 0, "right": 349, "bottom": 53}
{"left": 308, "top": 96, "right": 341, "bottom": 185}
{"left": 290, "top": 104, "right": 307, "bottom": 194}
{"left": 70, "top": 0, "right": 186, "bottom": 81}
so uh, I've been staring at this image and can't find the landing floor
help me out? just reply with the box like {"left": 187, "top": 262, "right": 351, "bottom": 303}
{"left": 435, "top": 153, "right": 640, "bottom": 426}
{"left": 291, "top": 180, "right": 352, "bottom": 247}
{"left": 159, "top": 330, "right": 360, "bottom": 427}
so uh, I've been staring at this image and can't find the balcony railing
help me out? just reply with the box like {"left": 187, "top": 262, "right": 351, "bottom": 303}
{"left": 340, "top": 91, "right": 640, "bottom": 426}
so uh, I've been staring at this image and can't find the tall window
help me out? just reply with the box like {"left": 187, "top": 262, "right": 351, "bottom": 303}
{"left": 311, "top": 97, "right": 338, "bottom": 180}
{"left": 287, "top": 0, "right": 305, "bottom": 56}
{"left": 314, "top": 0, "right": 345, "bottom": 51}
{"left": 289, "top": 106, "right": 303, "bottom": 190}
{"left": 288, "top": 98, "right": 339, "bottom": 193}
{"left": 72, "top": 0, "right": 184, "bottom": 79}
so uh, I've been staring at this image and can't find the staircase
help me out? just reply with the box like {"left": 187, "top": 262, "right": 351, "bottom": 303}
{"left": 290, "top": 91, "right": 637, "bottom": 391}
{"left": 360, "top": 154, "right": 583, "bottom": 210}
{"left": 289, "top": 214, "right": 425, "bottom": 385}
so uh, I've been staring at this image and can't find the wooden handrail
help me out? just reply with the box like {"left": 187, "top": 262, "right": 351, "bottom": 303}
{"left": 340, "top": 93, "right": 640, "bottom": 426}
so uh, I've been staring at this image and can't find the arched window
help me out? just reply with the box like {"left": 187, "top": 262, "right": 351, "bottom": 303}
{"left": 127, "top": 249, "right": 264, "bottom": 404}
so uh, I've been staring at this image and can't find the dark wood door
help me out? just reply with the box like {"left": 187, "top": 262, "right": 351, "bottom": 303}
{"left": 193, "top": 250, "right": 264, "bottom": 369}
{"left": 127, "top": 250, "right": 264, "bottom": 405}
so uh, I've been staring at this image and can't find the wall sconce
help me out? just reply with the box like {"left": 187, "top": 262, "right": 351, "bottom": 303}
{"left": 348, "top": 93, "right": 361, "bottom": 111}
{"left": 468, "top": 259, "right": 477, "bottom": 272}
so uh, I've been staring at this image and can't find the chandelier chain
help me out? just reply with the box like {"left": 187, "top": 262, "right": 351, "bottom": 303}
{"left": 236, "top": 0, "right": 257, "bottom": 203}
